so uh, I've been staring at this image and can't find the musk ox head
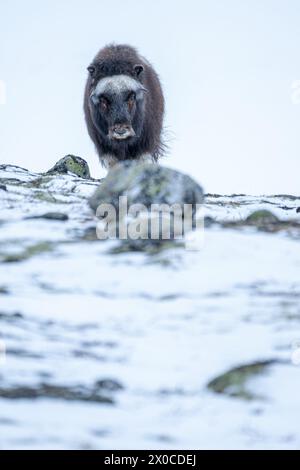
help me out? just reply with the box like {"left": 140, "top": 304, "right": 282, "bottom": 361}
{"left": 87, "top": 66, "right": 147, "bottom": 144}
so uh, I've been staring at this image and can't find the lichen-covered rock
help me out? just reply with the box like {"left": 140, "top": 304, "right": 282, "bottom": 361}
{"left": 46, "top": 155, "right": 91, "bottom": 179}
{"left": 245, "top": 210, "right": 279, "bottom": 225}
{"left": 89, "top": 161, "right": 204, "bottom": 211}
{"left": 89, "top": 161, "right": 204, "bottom": 244}
{"left": 207, "top": 360, "right": 278, "bottom": 400}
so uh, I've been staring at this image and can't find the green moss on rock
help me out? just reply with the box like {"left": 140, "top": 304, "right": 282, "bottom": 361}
{"left": 207, "top": 360, "right": 277, "bottom": 400}
{"left": 46, "top": 155, "right": 91, "bottom": 179}
{"left": 89, "top": 161, "right": 203, "bottom": 211}
{"left": 246, "top": 210, "right": 279, "bottom": 225}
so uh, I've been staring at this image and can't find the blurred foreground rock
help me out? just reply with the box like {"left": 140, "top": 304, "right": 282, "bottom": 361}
{"left": 89, "top": 161, "right": 204, "bottom": 246}
{"left": 89, "top": 161, "right": 204, "bottom": 210}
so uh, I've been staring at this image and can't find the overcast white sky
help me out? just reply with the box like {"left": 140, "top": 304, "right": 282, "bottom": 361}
{"left": 1, "top": 0, "right": 299, "bottom": 194}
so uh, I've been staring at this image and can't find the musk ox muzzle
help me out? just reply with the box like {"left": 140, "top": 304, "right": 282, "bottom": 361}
{"left": 109, "top": 124, "right": 136, "bottom": 141}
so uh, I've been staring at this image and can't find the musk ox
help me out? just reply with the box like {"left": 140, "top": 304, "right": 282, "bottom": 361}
{"left": 84, "top": 44, "right": 165, "bottom": 168}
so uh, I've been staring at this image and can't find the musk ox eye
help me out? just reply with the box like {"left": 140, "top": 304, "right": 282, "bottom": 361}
{"left": 100, "top": 96, "right": 110, "bottom": 111}
{"left": 127, "top": 92, "right": 136, "bottom": 110}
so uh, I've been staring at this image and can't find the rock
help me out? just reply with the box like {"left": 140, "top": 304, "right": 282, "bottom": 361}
{"left": 0, "top": 286, "right": 9, "bottom": 295}
{"left": 1, "top": 242, "right": 53, "bottom": 263}
{"left": 207, "top": 360, "right": 279, "bottom": 400}
{"left": 94, "top": 379, "right": 124, "bottom": 392}
{"left": 0, "top": 312, "right": 23, "bottom": 321}
{"left": 46, "top": 155, "right": 91, "bottom": 179}
{"left": 26, "top": 212, "right": 69, "bottom": 221}
{"left": 90, "top": 161, "right": 203, "bottom": 210}
{"left": 0, "top": 184, "right": 7, "bottom": 191}
{"left": 0, "top": 382, "right": 118, "bottom": 404}
{"left": 245, "top": 210, "right": 279, "bottom": 225}
{"left": 89, "top": 161, "right": 204, "bottom": 244}
{"left": 297, "top": 207, "right": 300, "bottom": 213}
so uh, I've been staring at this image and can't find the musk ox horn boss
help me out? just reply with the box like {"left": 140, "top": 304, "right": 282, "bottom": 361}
{"left": 84, "top": 44, "right": 165, "bottom": 168}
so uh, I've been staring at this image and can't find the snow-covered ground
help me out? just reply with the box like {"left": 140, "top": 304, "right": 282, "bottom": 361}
{"left": 0, "top": 164, "right": 300, "bottom": 449}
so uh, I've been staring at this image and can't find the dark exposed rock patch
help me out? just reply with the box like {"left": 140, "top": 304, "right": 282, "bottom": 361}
{"left": 25, "top": 212, "right": 69, "bottom": 221}
{"left": 0, "top": 379, "right": 124, "bottom": 404}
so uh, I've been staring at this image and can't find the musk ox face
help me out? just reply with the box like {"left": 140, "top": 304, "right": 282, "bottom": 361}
{"left": 88, "top": 71, "right": 146, "bottom": 143}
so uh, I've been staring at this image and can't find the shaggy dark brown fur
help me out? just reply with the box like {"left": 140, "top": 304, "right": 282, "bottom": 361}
{"left": 84, "top": 44, "right": 165, "bottom": 167}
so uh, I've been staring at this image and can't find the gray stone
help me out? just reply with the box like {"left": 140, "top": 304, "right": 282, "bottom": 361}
{"left": 89, "top": 161, "right": 204, "bottom": 245}
{"left": 26, "top": 212, "right": 69, "bottom": 221}
{"left": 46, "top": 155, "right": 91, "bottom": 179}
{"left": 89, "top": 161, "right": 203, "bottom": 212}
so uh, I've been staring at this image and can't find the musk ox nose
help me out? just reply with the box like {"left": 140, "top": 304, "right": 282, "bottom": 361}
{"left": 109, "top": 124, "right": 135, "bottom": 140}
{"left": 113, "top": 125, "right": 128, "bottom": 136}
